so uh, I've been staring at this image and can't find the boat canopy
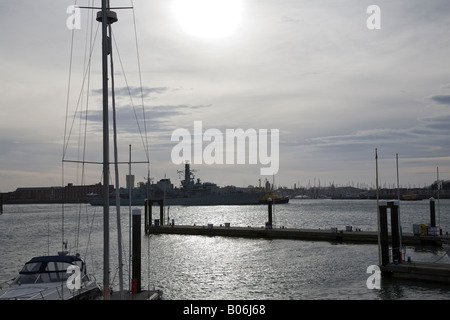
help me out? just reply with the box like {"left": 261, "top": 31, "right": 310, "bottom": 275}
{"left": 26, "top": 255, "right": 83, "bottom": 265}
{"left": 13, "top": 255, "right": 86, "bottom": 285}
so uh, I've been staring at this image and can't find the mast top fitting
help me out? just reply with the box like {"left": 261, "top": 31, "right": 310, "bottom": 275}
{"left": 96, "top": 10, "right": 118, "bottom": 24}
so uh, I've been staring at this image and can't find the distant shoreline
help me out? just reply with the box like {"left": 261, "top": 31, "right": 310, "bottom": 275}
{"left": 2, "top": 195, "right": 450, "bottom": 206}
{"left": 1, "top": 200, "right": 88, "bottom": 205}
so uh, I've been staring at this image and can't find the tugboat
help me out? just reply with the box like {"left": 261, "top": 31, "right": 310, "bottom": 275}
{"left": 259, "top": 192, "right": 290, "bottom": 204}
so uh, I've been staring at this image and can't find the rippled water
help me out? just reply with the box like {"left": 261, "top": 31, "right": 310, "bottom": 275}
{"left": 1, "top": 199, "right": 450, "bottom": 300}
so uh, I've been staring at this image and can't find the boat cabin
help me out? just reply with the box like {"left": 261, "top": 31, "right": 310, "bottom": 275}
{"left": 12, "top": 254, "right": 87, "bottom": 285}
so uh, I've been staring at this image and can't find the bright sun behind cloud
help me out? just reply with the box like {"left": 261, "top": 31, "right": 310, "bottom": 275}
{"left": 172, "top": 0, "right": 244, "bottom": 39}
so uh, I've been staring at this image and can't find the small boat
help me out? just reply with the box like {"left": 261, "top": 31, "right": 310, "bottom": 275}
{"left": 401, "top": 192, "right": 422, "bottom": 201}
{"left": 0, "top": 252, "right": 101, "bottom": 300}
{"left": 294, "top": 195, "right": 311, "bottom": 199}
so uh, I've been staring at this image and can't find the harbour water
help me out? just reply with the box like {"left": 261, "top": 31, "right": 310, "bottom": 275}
{"left": 1, "top": 199, "right": 449, "bottom": 300}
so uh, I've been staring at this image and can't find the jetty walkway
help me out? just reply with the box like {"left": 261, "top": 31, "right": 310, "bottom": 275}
{"left": 145, "top": 224, "right": 444, "bottom": 246}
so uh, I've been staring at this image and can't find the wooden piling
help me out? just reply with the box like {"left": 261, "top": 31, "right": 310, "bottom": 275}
{"left": 267, "top": 198, "right": 273, "bottom": 229}
{"left": 390, "top": 202, "right": 401, "bottom": 263}
{"left": 144, "top": 200, "right": 151, "bottom": 233}
{"left": 378, "top": 200, "right": 402, "bottom": 265}
{"left": 145, "top": 199, "right": 164, "bottom": 232}
{"left": 132, "top": 208, "right": 141, "bottom": 294}
{"left": 160, "top": 201, "right": 164, "bottom": 226}
{"left": 378, "top": 203, "right": 390, "bottom": 266}
{"left": 144, "top": 200, "right": 149, "bottom": 233}
{"left": 430, "top": 197, "right": 436, "bottom": 228}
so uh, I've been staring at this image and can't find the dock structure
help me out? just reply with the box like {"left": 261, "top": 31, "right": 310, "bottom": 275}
{"left": 144, "top": 196, "right": 443, "bottom": 245}
{"left": 377, "top": 200, "right": 450, "bottom": 284}
{"left": 381, "top": 261, "right": 450, "bottom": 285}
{"left": 145, "top": 199, "right": 165, "bottom": 227}
{"left": 145, "top": 224, "right": 442, "bottom": 246}
{"left": 110, "top": 289, "right": 163, "bottom": 300}
{"left": 144, "top": 197, "right": 443, "bottom": 245}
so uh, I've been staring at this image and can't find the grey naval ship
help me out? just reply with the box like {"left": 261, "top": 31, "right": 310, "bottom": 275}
{"left": 88, "top": 163, "right": 288, "bottom": 206}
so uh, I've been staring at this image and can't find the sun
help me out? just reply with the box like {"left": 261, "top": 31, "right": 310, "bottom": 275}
{"left": 172, "top": 0, "right": 244, "bottom": 39}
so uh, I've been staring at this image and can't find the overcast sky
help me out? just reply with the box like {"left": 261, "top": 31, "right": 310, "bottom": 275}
{"left": 1, "top": 0, "right": 450, "bottom": 192}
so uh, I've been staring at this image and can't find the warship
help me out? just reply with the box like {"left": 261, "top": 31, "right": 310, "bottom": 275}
{"left": 88, "top": 163, "right": 288, "bottom": 206}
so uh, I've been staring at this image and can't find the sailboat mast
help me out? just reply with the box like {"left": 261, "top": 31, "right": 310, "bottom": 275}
{"left": 129, "top": 144, "right": 132, "bottom": 292}
{"left": 437, "top": 167, "right": 441, "bottom": 230}
{"left": 375, "top": 148, "right": 381, "bottom": 266}
{"left": 101, "top": 0, "right": 110, "bottom": 301}
{"left": 97, "top": 0, "right": 118, "bottom": 300}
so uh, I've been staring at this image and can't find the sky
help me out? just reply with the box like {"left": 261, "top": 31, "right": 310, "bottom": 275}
{"left": 1, "top": 0, "right": 450, "bottom": 193}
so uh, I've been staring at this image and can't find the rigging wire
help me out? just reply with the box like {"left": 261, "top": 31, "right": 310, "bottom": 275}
{"left": 63, "top": 0, "right": 101, "bottom": 273}
{"left": 131, "top": 0, "right": 150, "bottom": 162}
{"left": 131, "top": 0, "right": 153, "bottom": 292}
{"left": 63, "top": 0, "right": 152, "bottom": 293}
{"left": 110, "top": 21, "right": 125, "bottom": 299}
{"left": 111, "top": 34, "right": 149, "bottom": 161}
{"left": 63, "top": 27, "right": 100, "bottom": 161}
{"left": 62, "top": 0, "right": 78, "bottom": 255}
{"left": 76, "top": 0, "right": 96, "bottom": 254}
{"left": 109, "top": 5, "right": 152, "bottom": 292}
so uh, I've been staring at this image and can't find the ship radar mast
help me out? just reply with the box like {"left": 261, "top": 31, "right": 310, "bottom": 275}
{"left": 177, "top": 162, "right": 196, "bottom": 189}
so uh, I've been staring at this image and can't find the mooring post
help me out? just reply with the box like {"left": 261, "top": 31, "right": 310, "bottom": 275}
{"left": 389, "top": 201, "right": 401, "bottom": 263}
{"left": 159, "top": 200, "right": 164, "bottom": 226}
{"left": 267, "top": 198, "right": 273, "bottom": 229}
{"left": 144, "top": 200, "right": 148, "bottom": 233}
{"left": 378, "top": 201, "right": 390, "bottom": 266}
{"left": 132, "top": 208, "right": 141, "bottom": 294}
{"left": 430, "top": 197, "right": 436, "bottom": 228}
{"left": 148, "top": 201, "right": 153, "bottom": 228}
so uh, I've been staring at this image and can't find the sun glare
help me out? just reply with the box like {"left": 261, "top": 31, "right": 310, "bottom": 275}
{"left": 172, "top": 0, "right": 244, "bottom": 39}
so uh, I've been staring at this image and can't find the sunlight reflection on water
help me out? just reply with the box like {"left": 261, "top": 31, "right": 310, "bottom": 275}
{"left": 1, "top": 199, "right": 450, "bottom": 299}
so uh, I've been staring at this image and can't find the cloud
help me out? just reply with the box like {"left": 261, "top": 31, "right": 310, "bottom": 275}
{"left": 90, "top": 86, "right": 169, "bottom": 99}
{"left": 283, "top": 107, "right": 450, "bottom": 167}
{"left": 429, "top": 95, "right": 450, "bottom": 105}
{"left": 3, "top": 0, "right": 450, "bottom": 191}
{"left": 420, "top": 114, "right": 450, "bottom": 131}
{"left": 84, "top": 103, "right": 211, "bottom": 134}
